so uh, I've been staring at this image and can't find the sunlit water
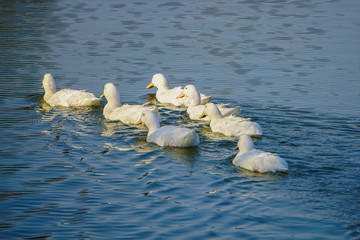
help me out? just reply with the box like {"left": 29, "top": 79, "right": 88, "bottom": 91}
{"left": 1, "top": 0, "right": 359, "bottom": 239}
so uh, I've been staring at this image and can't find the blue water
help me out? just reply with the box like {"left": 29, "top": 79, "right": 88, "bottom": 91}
{"left": 0, "top": 0, "right": 359, "bottom": 239}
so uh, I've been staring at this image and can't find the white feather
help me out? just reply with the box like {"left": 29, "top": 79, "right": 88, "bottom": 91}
{"left": 178, "top": 84, "right": 241, "bottom": 121}
{"left": 102, "top": 83, "right": 159, "bottom": 124}
{"left": 42, "top": 73, "right": 100, "bottom": 107}
{"left": 233, "top": 135, "right": 288, "bottom": 173}
{"left": 202, "top": 103, "right": 262, "bottom": 137}
{"left": 140, "top": 110, "right": 199, "bottom": 148}
{"left": 146, "top": 73, "right": 211, "bottom": 107}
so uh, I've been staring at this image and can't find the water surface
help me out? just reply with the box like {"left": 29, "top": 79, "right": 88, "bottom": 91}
{"left": 0, "top": 0, "right": 359, "bottom": 239}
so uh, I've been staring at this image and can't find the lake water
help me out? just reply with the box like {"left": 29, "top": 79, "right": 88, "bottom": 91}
{"left": 0, "top": 0, "right": 359, "bottom": 239}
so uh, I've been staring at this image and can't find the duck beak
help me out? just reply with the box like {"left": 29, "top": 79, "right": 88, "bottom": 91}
{"left": 200, "top": 112, "right": 206, "bottom": 119}
{"left": 234, "top": 146, "right": 239, "bottom": 150}
{"left": 135, "top": 118, "right": 142, "bottom": 125}
{"left": 41, "top": 85, "right": 44, "bottom": 89}
{"left": 177, "top": 91, "right": 185, "bottom": 99}
{"left": 146, "top": 82, "right": 154, "bottom": 89}
{"left": 100, "top": 93, "right": 105, "bottom": 98}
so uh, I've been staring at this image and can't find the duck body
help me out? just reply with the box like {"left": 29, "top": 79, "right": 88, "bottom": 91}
{"left": 108, "top": 104, "right": 159, "bottom": 124}
{"left": 210, "top": 115, "right": 262, "bottom": 137}
{"left": 147, "top": 126, "right": 199, "bottom": 147}
{"left": 201, "top": 103, "right": 262, "bottom": 137}
{"left": 147, "top": 73, "right": 211, "bottom": 107}
{"left": 102, "top": 83, "right": 159, "bottom": 124}
{"left": 178, "top": 84, "right": 241, "bottom": 121}
{"left": 42, "top": 73, "right": 100, "bottom": 107}
{"left": 187, "top": 104, "right": 241, "bottom": 121}
{"left": 139, "top": 110, "right": 199, "bottom": 148}
{"left": 156, "top": 85, "right": 184, "bottom": 106}
{"left": 233, "top": 135, "right": 288, "bottom": 173}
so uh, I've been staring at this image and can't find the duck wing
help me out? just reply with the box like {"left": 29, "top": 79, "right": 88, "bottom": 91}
{"left": 148, "top": 126, "right": 199, "bottom": 147}
{"left": 50, "top": 89, "right": 100, "bottom": 107}
{"left": 109, "top": 104, "right": 158, "bottom": 124}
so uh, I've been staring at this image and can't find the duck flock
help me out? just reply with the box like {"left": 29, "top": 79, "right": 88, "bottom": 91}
{"left": 41, "top": 73, "right": 288, "bottom": 173}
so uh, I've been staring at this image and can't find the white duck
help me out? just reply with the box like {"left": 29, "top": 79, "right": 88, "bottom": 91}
{"left": 200, "top": 103, "right": 263, "bottom": 137}
{"left": 177, "top": 84, "right": 241, "bottom": 121}
{"left": 137, "top": 110, "right": 199, "bottom": 147}
{"left": 146, "top": 73, "right": 211, "bottom": 107}
{"left": 101, "top": 83, "right": 159, "bottom": 124}
{"left": 233, "top": 135, "right": 288, "bottom": 173}
{"left": 41, "top": 73, "right": 100, "bottom": 107}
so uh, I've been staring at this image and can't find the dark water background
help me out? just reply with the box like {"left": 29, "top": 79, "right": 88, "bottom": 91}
{"left": 0, "top": 0, "right": 359, "bottom": 239}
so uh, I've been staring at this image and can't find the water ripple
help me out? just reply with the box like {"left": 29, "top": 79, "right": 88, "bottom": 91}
{"left": 1, "top": 0, "right": 359, "bottom": 239}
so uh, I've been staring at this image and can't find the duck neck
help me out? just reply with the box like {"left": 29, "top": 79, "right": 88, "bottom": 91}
{"left": 43, "top": 80, "right": 57, "bottom": 102}
{"left": 157, "top": 82, "right": 169, "bottom": 92}
{"left": 103, "top": 96, "right": 121, "bottom": 119}
{"left": 189, "top": 90, "right": 201, "bottom": 107}
{"left": 208, "top": 108, "right": 223, "bottom": 128}
{"left": 103, "top": 101, "right": 119, "bottom": 118}
{"left": 211, "top": 108, "right": 223, "bottom": 121}
{"left": 146, "top": 118, "right": 160, "bottom": 136}
{"left": 239, "top": 136, "right": 255, "bottom": 153}
{"left": 44, "top": 91, "right": 55, "bottom": 103}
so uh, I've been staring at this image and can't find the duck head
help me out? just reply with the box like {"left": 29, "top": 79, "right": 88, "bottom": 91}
{"left": 42, "top": 73, "right": 57, "bottom": 93}
{"left": 147, "top": 73, "right": 169, "bottom": 90}
{"left": 200, "top": 103, "right": 223, "bottom": 120}
{"left": 101, "top": 83, "right": 120, "bottom": 104}
{"left": 101, "top": 83, "right": 121, "bottom": 119}
{"left": 137, "top": 110, "right": 161, "bottom": 135}
{"left": 235, "top": 135, "right": 255, "bottom": 153}
{"left": 177, "top": 84, "right": 201, "bottom": 106}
